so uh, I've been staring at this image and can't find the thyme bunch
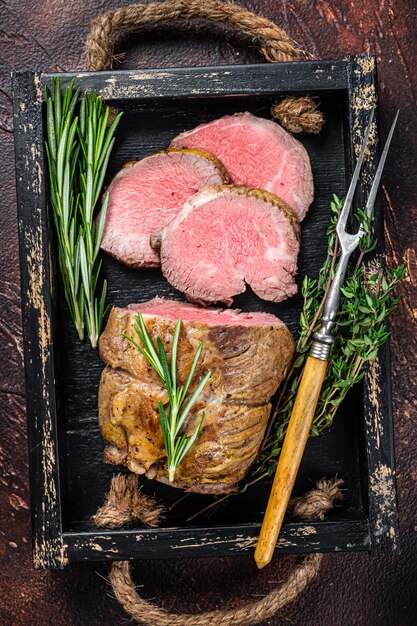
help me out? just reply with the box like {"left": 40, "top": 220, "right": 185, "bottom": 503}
{"left": 44, "top": 78, "right": 122, "bottom": 347}
{"left": 124, "top": 312, "right": 212, "bottom": 483}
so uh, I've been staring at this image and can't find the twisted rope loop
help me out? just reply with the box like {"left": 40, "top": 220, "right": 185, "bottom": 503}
{"left": 95, "top": 475, "right": 343, "bottom": 625}
{"left": 93, "top": 474, "right": 165, "bottom": 528}
{"left": 110, "top": 554, "right": 322, "bottom": 626}
{"left": 85, "top": 0, "right": 324, "bottom": 133}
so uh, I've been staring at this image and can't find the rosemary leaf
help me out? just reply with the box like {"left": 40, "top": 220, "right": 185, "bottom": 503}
{"left": 180, "top": 344, "right": 204, "bottom": 404}
{"left": 171, "top": 320, "right": 181, "bottom": 389}
{"left": 177, "top": 370, "right": 211, "bottom": 435}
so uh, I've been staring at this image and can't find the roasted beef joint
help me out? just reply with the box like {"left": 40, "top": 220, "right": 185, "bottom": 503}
{"left": 98, "top": 298, "right": 295, "bottom": 493}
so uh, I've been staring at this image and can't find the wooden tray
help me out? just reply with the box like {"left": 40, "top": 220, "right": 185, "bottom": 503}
{"left": 12, "top": 55, "right": 399, "bottom": 570}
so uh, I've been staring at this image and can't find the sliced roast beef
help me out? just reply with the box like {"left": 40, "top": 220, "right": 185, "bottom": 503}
{"left": 170, "top": 112, "right": 314, "bottom": 221}
{"left": 98, "top": 297, "right": 295, "bottom": 493}
{"left": 100, "top": 148, "right": 228, "bottom": 268}
{"left": 153, "top": 185, "right": 300, "bottom": 305}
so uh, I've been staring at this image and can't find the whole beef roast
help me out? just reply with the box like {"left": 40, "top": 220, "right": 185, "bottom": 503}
{"left": 98, "top": 297, "right": 295, "bottom": 493}
{"left": 100, "top": 148, "right": 228, "bottom": 268}
{"left": 152, "top": 185, "right": 300, "bottom": 305}
{"left": 170, "top": 112, "right": 314, "bottom": 221}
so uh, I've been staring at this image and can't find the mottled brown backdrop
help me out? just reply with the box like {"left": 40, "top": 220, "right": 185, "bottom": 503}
{"left": 0, "top": 1, "right": 416, "bottom": 624}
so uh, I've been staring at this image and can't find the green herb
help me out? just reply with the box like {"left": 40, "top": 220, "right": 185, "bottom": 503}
{"left": 44, "top": 77, "right": 122, "bottom": 347}
{"left": 187, "top": 195, "right": 404, "bottom": 520}
{"left": 124, "top": 312, "right": 212, "bottom": 482}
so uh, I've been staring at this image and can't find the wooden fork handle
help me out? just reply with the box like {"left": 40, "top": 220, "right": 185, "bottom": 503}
{"left": 254, "top": 355, "right": 328, "bottom": 569}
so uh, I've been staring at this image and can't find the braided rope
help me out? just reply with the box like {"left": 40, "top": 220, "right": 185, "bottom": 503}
{"left": 110, "top": 554, "right": 322, "bottom": 626}
{"left": 84, "top": 0, "right": 324, "bottom": 133}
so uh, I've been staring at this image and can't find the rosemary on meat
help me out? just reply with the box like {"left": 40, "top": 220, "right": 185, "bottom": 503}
{"left": 124, "top": 312, "right": 212, "bottom": 483}
{"left": 187, "top": 195, "right": 404, "bottom": 520}
{"left": 44, "top": 77, "right": 122, "bottom": 347}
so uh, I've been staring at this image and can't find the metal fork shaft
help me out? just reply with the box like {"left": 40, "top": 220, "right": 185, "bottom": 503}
{"left": 311, "top": 251, "right": 351, "bottom": 360}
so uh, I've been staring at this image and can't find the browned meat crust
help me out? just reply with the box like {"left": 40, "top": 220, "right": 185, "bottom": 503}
{"left": 98, "top": 305, "right": 295, "bottom": 493}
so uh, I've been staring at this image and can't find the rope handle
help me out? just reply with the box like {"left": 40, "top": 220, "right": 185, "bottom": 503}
{"left": 95, "top": 475, "right": 343, "bottom": 626}
{"left": 110, "top": 554, "right": 322, "bottom": 626}
{"left": 84, "top": 0, "right": 324, "bottom": 134}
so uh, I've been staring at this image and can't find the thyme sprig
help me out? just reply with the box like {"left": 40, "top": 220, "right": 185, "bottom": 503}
{"left": 187, "top": 195, "right": 404, "bottom": 520}
{"left": 44, "top": 77, "right": 122, "bottom": 347}
{"left": 124, "top": 312, "right": 212, "bottom": 483}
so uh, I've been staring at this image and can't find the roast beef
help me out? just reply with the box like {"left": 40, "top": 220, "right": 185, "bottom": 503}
{"left": 100, "top": 148, "right": 228, "bottom": 268}
{"left": 98, "top": 297, "right": 295, "bottom": 493}
{"left": 170, "top": 112, "right": 314, "bottom": 221}
{"left": 152, "top": 185, "right": 300, "bottom": 306}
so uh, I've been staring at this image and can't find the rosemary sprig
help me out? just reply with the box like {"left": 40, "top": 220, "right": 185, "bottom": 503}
{"left": 45, "top": 78, "right": 83, "bottom": 338}
{"left": 187, "top": 195, "right": 404, "bottom": 519}
{"left": 124, "top": 312, "right": 212, "bottom": 483}
{"left": 44, "top": 78, "right": 122, "bottom": 347}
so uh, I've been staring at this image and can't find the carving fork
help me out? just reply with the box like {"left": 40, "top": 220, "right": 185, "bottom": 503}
{"left": 254, "top": 109, "right": 399, "bottom": 569}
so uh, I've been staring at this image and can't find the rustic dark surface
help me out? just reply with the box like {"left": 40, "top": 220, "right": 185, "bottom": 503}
{"left": 0, "top": 1, "right": 416, "bottom": 624}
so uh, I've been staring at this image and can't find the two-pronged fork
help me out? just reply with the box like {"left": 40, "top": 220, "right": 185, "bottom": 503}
{"left": 254, "top": 108, "right": 399, "bottom": 569}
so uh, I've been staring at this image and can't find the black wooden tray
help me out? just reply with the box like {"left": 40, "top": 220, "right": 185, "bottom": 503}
{"left": 12, "top": 55, "right": 398, "bottom": 570}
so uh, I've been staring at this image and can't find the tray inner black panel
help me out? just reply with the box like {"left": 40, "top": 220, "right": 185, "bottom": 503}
{"left": 56, "top": 91, "right": 365, "bottom": 531}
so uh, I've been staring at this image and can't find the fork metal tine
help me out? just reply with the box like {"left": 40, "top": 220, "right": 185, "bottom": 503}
{"left": 356, "top": 110, "right": 400, "bottom": 240}
{"left": 364, "top": 109, "right": 400, "bottom": 218}
{"left": 315, "top": 109, "right": 398, "bottom": 348}
{"left": 337, "top": 108, "right": 375, "bottom": 235}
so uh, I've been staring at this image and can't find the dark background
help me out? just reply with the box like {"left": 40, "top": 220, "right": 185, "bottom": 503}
{"left": 1, "top": 1, "right": 416, "bottom": 624}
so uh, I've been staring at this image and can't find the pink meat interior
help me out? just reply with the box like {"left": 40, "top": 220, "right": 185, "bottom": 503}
{"left": 101, "top": 151, "right": 225, "bottom": 266}
{"left": 159, "top": 190, "right": 299, "bottom": 303}
{"left": 171, "top": 113, "right": 313, "bottom": 220}
{"left": 126, "top": 297, "right": 283, "bottom": 327}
